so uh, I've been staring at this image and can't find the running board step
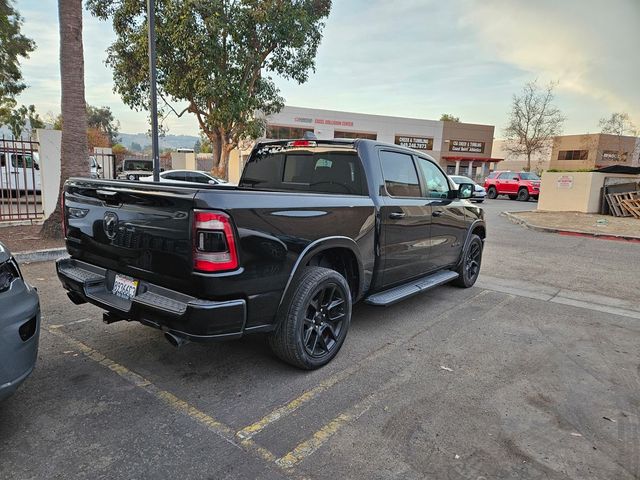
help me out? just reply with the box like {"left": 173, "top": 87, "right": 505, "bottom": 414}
{"left": 364, "top": 270, "right": 459, "bottom": 306}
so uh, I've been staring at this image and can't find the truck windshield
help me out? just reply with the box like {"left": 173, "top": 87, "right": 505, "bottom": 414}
{"left": 240, "top": 145, "right": 367, "bottom": 195}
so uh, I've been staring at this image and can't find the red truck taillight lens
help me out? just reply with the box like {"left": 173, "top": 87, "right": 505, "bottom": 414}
{"left": 193, "top": 211, "right": 238, "bottom": 272}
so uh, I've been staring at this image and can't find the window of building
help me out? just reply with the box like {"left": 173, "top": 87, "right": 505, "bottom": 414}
{"left": 334, "top": 130, "right": 377, "bottom": 140}
{"left": 601, "top": 150, "right": 628, "bottom": 162}
{"left": 415, "top": 157, "right": 449, "bottom": 199}
{"left": 266, "top": 125, "right": 315, "bottom": 140}
{"left": 379, "top": 150, "right": 421, "bottom": 197}
{"left": 558, "top": 150, "right": 589, "bottom": 160}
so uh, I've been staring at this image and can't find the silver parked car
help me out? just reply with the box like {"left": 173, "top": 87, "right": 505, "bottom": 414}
{"left": 449, "top": 175, "right": 487, "bottom": 203}
{"left": 0, "top": 242, "right": 40, "bottom": 401}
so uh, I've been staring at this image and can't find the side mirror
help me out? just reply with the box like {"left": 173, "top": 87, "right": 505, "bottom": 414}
{"left": 457, "top": 183, "right": 474, "bottom": 199}
{"left": 208, "top": 179, "right": 217, "bottom": 184}
{"left": 97, "top": 164, "right": 102, "bottom": 170}
{"left": 512, "top": 176, "right": 519, "bottom": 181}
{"left": 160, "top": 168, "right": 165, "bottom": 172}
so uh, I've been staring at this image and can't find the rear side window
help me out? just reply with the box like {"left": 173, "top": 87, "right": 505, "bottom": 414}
{"left": 241, "top": 147, "right": 367, "bottom": 195}
{"left": 379, "top": 150, "right": 420, "bottom": 197}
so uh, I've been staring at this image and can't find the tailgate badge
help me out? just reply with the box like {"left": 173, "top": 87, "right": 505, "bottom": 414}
{"left": 103, "top": 211, "right": 119, "bottom": 240}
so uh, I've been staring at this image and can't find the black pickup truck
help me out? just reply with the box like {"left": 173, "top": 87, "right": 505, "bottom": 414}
{"left": 57, "top": 138, "right": 485, "bottom": 369}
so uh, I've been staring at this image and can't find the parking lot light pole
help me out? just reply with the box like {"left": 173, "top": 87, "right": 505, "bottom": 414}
{"left": 147, "top": 0, "right": 160, "bottom": 182}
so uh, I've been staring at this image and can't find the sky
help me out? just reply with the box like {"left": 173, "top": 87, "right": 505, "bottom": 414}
{"left": 14, "top": 0, "right": 640, "bottom": 137}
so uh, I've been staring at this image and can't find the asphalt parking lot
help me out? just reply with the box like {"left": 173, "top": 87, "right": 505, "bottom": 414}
{"left": 2, "top": 198, "right": 639, "bottom": 480}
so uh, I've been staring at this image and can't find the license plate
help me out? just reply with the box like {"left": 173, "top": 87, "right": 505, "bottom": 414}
{"left": 112, "top": 274, "right": 138, "bottom": 300}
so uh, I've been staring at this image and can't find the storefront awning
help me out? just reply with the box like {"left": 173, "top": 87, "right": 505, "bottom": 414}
{"left": 442, "top": 156, "right": 503, "bottom": 163}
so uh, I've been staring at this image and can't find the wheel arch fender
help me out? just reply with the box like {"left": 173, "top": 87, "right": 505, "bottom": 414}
{"left": 456, "top": 220, "right": 486, "bottom": 268}
{"left": 277, "top": 236, "right": 365, "bottom": 312}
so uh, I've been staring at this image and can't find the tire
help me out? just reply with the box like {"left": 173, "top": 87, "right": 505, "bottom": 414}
{"left": 473, "top": 200, "right": 484, "bottom": 203}
{"left": 508, "top": 195, "right": 517, "bottom": 200}
{"left": 487, "top": 187, "right": 497, "bottom": 199}
{"left": 452, "top": 234, "right": 483, "bottom": 288}
{"left": 268, "top": 267, "right": 352, "bottom": 370}
{"left": 517, "top": 188, "right": 530, "bottom": 202}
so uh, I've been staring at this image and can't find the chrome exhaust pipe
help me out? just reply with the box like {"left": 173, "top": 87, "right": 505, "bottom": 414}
{"left": 164, "top": 332, "right": 189, "bottom": 348}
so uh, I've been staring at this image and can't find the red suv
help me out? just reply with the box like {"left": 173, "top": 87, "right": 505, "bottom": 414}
{"left": 484, "top": 171, "right": 541, "bottom": 201}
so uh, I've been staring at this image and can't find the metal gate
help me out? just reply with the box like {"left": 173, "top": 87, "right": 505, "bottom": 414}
{"left": 0, "top": 137, "right": 43, "bottom": 222}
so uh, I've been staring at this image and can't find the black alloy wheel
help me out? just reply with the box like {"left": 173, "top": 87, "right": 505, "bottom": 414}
{"left": 517, "top": 188, "right": 530, "bottom": 201}
{"left": 268, "top": 267, "right": 352, "bottom": 369}
{"left": 487, "top": 187, "right": 497, "bottom": 199}
{"left": 302, "top": 283, "right": 346, "bottom": 358}
{"left": 453, "top": 234, "right": 483, "bottom": 288}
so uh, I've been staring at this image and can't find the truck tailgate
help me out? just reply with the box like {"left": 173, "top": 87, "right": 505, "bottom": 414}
{"left": 64, "top": 179, "right": 198, "bottom": 284}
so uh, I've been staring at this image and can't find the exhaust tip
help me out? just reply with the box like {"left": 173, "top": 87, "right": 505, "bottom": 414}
{"left": 164, "top": 332, "right": 189, "bottom": 348}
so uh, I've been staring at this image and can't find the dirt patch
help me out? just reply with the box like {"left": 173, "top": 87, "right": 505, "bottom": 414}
{"left": 506, "top": 210, "right": 640, "bottom": 240}
{"left": 0, "top": 224, "right": 65, "bottom": 253}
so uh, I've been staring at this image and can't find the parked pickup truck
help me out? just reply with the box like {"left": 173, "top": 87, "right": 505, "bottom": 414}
{"left": 57, "top": 138, "right": 486, "bottom": 369}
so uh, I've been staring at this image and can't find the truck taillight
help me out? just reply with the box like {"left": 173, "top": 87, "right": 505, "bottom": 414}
{"left": 193, "top": 211, "right": 238, "bottom": 272}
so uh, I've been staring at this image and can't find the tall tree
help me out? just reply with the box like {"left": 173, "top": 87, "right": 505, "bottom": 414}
{"left": 503, "top": 80, "right": 565, "bottom": 171}
{"left": 5, "top": 104, "right": 44, "bottom": 138}
{"left": 0, "top": 0, "right": 35, "bottom": 111}
{"left": 41, "top": 0, "right": 88, "bottom": 238}
{"left": 0, "top": 0, "right": 40, "bottom": 133}
{"left": 440, "top": 113, "right": 460, "bottom": 122}
{"left": 599, "top": 112, "right": 638, "bottom": 165}
{"left": 87, "top": 0, "right": 331, "bottom": 177}
{"left": 87, "top": 104, "right": 120, "bottom": 144}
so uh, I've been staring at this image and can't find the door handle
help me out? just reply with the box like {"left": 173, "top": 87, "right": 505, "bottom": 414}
{"left": 389, "top": 212, "right": 406, "bottom": 219}
{"left": 432, "top": 210, "right": 443, "bottom": 217}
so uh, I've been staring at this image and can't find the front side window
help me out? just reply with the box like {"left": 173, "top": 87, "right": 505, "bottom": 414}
{"left": 379, "top": 150, "right": 421, "bottom": 197}
{"left": 519, "top": 172, "right": 540, "bottom": 180}
{"left": 498, "top": 172, "right": 515, "bottom": 180}
{"left": 415, "top": 157, "right": 450, "bottom": 199}
{"left": 11, "top": 154, "right": 34, "bottom": 169}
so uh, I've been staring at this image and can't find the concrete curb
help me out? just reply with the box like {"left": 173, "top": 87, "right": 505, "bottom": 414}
{"left": 502, "top": 211, "right": 640, "bottom": 242}
{"left": 14, "top": 248, "right": 68, "bottom": 264}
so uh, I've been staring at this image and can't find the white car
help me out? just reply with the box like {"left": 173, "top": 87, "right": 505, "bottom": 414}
{"left": 140, "top": 170, "right": 229, "bottom": 185}
{"left": 0, "top": 150, "right": 41, "bottom": 194}
{"left": 449, "top": 175, "right": 486, "bottom": 203}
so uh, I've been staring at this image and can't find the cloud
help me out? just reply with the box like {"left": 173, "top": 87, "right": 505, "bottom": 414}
{"left": 459, "top": 0, "right": 640, "bottom": 120}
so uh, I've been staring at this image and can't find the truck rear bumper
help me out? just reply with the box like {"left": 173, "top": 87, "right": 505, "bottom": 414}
{"left": 56, "top": 258, "right": 246, "bottom": 341}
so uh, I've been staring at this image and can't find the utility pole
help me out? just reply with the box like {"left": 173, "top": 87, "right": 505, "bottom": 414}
{"left": 147, "top": 0, "right": 160, "bottom": 182}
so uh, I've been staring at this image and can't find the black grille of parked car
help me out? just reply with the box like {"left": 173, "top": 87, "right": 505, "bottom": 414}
{"left": 0, "top": 258, "right": 21, "bottom": 292}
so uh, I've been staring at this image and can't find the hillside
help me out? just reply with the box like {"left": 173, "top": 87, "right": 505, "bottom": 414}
{"left": 119, "top": 132, "right": 199, "bottom": 151}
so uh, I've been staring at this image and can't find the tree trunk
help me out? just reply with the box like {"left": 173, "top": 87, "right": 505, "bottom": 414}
{"left": 525, "top": 152, "right": 531, "bottom": 172}
{"left": 41, "top": 0, "right": 88, "bottom": 238}
{"left": 207, "top": 129, "right": 231, "bottom": 180}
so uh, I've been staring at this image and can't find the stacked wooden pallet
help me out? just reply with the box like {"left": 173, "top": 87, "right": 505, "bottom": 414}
{"left": 605, "top": 191, "right": 640, "bottom": 218}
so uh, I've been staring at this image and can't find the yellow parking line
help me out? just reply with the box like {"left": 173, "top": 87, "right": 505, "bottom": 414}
{"left": 45, "top": 327, "right": 287, "bottom": 471}
{"left": 236, "top": 289, "right": 490, "bottom": 441}
{"left": 276, "top": 414, "right": 353, "bottom": 469}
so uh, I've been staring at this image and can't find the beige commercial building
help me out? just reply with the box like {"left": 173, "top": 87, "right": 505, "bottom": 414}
{"left": 549, "top": 133, "right": 640, "bottom": 171}
{"left": 262, "top": 106, "right": 502, "bottom": 180}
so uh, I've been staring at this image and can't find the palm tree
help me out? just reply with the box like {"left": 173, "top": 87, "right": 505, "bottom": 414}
{"left": 41, "top": 0, "right": 88, "bottom": 238}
